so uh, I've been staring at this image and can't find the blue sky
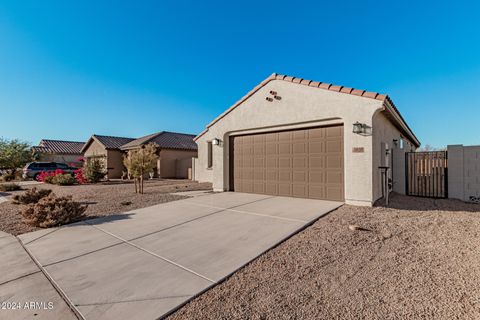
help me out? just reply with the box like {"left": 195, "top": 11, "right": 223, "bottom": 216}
{"left": 0, "top": 1, "right": 479, "bottom": 148}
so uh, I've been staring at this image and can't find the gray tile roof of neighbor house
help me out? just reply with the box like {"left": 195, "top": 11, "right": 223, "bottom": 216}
{"left": 92, "top": 135, "right": 136, "bottom": 149}
{"left": 120, "top": 131, "right": 197, "bottom": 151}
{"left": 32, "top": 139, "right": 85, "bottom": 154}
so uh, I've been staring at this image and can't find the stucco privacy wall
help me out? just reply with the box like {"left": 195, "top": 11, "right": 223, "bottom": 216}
{"left": 158, "top": 149, "right": 197, "bottom": 178}
{"left": 372, "top": 112, "right": 417, "bottom": 200}
{"left": 448, "top": 145, "right": 480, "bottom": 202}
{"left": 195, "top": 79, "right": 387, "bottom": 205}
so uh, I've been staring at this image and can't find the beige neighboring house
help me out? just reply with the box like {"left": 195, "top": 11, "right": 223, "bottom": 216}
{"left": 120, "top": 131, "right": 197, "bottom": 179}
{"left": 32, "top": 139, "right": 85, "bottom": 167}
{"left": 81, "top": 135, "right": 135, "bottom": 179}
{"left": 193, "top": 73, "right": 420, "bottom": 206}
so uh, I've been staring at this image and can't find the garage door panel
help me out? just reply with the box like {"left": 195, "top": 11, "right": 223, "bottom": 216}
{"left": 232, "top": 125, "right": 343, "bottom": 201}
{"left": 266, "top": 157, "right": 278, "bottom": 168}
{"left": 293, "top": 142, "right": 307, "bottom": 154}
{"left": 309, "top": 128, "right": 325, "bottom": 138}
{"left": 309, "top": 141, "right": 325, "bottom": 153}
{"left": 278, "top": 157, "right": 292, "bottom": 168}
{"left": 278, "top": 171, "right": 292, "bottom": 182}
{"left": 266, "top": 170, "right": 278, "bottom": 181}
{"left": 278, "top": 143, "right": 292, "bottom": 155}
{"left": 293, "top": 184, "right": 307, "bottom": 197}
{"left": 278, "top": 184, "right": 292, "bottom": 196}
{"left": 265, "top": 183, "right": 278, "bottom": 195}
{"left": 253, "top": 182, "right": 265, "bottom": 194}
{"left": 293, "top": 171, "right": 307, "bottom": 182}
{"left": 326, "top": 155, "right": 342, "bottom": 169}
{"left": 309, "top": 156, "right": 325, "bottom": 168}
{"left": 266, "top": 143, "right": 278, "bottom": 155}
{"left": 326, "top": 141, "right": 342, "bottom": 153}
{"left": 326, "top": 187, "right": 343, "bottom": 201}
{"left": 309, "top": 171, "right": 325, "bottom": 184}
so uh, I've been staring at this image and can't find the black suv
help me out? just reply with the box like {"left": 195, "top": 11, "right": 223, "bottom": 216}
{"left": 22, "top": 162, "right": 77, "bottom": 180}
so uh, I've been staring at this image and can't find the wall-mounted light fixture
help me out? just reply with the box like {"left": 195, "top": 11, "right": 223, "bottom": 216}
{"left": 212, "top": 138, "right": 221, "bottom": 146}
{"left": 352, "top": 122, "right": 372, "bottom": 136}
{"left": 393, "top": 139, "right": 398, "bottom": 147}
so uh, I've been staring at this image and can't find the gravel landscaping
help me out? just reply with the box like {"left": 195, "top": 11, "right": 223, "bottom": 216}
{"left": 0, "top": 179, "right": 212, "bottom": 235}
{"left": 169, "top": 193, "right": 480, "bottom": 320}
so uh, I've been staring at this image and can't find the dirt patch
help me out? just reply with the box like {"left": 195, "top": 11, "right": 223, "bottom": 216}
{"left": 169, "top": 193, "right": 480, "bottom": 320}
{"left": 0, "top": 179, "right": 212, "bottom": 236}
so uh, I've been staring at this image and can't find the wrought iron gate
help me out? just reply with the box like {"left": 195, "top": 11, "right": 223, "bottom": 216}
{"left": 406, "top": 151, "right": 448, "bottom": 198}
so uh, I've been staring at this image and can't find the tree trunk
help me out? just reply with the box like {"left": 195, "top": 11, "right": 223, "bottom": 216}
{"left": 134, "top": 177, "right": 138, "bottom": 193}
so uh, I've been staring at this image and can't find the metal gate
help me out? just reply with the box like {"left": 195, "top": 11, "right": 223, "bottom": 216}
{"left": 406, "top": 151, "right": 448, "bottom": 198}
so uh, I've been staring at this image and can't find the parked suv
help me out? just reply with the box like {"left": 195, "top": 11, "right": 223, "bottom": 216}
{"left": 23, "top": 162, "right": 77, "bottom": 180}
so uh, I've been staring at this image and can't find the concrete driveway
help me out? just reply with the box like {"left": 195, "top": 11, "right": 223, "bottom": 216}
{"left": 17, "top": 192, "right": 342, "bottom": 320}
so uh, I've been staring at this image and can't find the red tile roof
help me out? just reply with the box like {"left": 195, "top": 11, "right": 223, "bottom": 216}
{"left": 196, "top": 73, "right": 420, "bottom": 147}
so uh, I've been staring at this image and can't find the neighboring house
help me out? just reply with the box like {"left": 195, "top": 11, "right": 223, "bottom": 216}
{"left": 81, "top": 135, "right": 135, "bottom": 179}
{"left": 120, "top": 131, "right": 197, "bottom": 179}
{"left": 32, "top": 139, "right": 85, "bottom": 167}
{"left": 193, "top": 73, "right": 420, "bottom": 206}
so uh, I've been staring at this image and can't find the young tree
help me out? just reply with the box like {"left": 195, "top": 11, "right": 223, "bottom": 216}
{"left": 84, "top": 156, "right": 107, "bottom": 183}
{"left": 0, "top": 138, "right": 32, "bottom": 176}
{"left": 123, "top": 143, "right": 157, "bottom": 194}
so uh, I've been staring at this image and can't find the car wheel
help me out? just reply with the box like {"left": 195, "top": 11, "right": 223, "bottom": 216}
{"left": 33, "top": 173, "right": 40, "bottom": 181}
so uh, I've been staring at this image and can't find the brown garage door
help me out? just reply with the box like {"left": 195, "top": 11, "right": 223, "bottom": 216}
{"left": 230, "top": 125, "right": 344, "bottom": 201}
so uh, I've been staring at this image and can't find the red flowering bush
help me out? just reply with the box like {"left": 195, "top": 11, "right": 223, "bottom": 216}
{"left": 74, "top": 168, "right": 87, "bottom": 184}
{"left": 38, "top": 169, "right": 65, "bottom": 184}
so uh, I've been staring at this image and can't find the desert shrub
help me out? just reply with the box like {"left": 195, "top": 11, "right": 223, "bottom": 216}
{"left": 1, "top": 172, "right": 16, "bottom": 182}
{"left": 84, "top": 158, "right": 106, "bottom": 183}
{"left": 38, "top": 169, "right": 66, "bottom": 183}
{"left": 0, "top": 183, "right": 21, "bottom": 192}
{"left": 21, "top": 194, "right": 87, "bottom": 228}
{"left": 51, "top": 174, "right": 76, "bottom": 186}
{"left": 13, "top": 187, "right": 52, "bottom": 204}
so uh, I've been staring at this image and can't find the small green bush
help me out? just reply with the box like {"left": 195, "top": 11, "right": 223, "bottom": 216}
{"left": 0, "top": 183, "right": 21, "bottom": 192}
{"left": 21, "top": 194, "right": 87, "bottom": 228}
{"left": 13, "top": 187, "right": 52, "bottom": 204}
{"left": 51, "top": 174, "right": 76, "bottom": 186}
{"left": 84, "top": 158, "right": 106, "bottom": 183}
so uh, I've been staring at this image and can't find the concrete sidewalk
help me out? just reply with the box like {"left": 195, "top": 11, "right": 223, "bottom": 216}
{"left": 0, "top": 231, "right": 77, "bottom": 320}
{"left": 16, "top": 192, "right": 342, "bottom": 319}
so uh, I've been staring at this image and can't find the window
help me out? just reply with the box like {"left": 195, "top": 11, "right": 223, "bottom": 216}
{"left": 399, "top": 138, "right": 404, "bottom": 150}
{"left": 207, "top": 141, "right": 213, "bottom": 168}
{"left": 56, "top": 163, "right": 68, "bottom": 169}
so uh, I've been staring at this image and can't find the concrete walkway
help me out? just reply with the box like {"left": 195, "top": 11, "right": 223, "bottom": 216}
{"left": 0, "top": 231, "right": 77, "bottom": 320}
{"left": 15, "top": 192, "right": 342, "bottom": 319}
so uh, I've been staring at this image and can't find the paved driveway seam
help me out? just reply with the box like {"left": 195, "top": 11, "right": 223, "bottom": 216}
{"left": 17, "top": 237, "right": 85, "bottom": 320}
{"left": 74, "top": 295, "right": 192, "bottom": 307}
{"left": 184, "top": 201, "right": 308, "bottom": 223}
{"left": 86, "top": 223, "right": 216, "bottom": 283}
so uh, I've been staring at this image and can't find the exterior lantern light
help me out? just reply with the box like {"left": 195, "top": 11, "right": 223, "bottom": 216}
{"left": 212, "top": 138, "right": 220, "bottom": 146}
{"left": 353, "top": 122, "right": 364, "bottom": 134}
{"left": 352, "top": 122, "right": 372, "bottom": 136}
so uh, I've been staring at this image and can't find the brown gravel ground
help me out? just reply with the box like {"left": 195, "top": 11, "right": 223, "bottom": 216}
{"left": 169, "top": 193, "right": 480, "bottom": 320}
{"left": 0, "top": 179, "right": 212, "bottom": 236}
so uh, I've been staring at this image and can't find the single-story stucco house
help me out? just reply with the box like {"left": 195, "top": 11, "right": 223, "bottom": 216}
{"left": 81, "top": 134, "right": 135, "bottom": 179}
{"left": 32, "top": 139, "right": 85, "bottom": 167}
{"left": 193, "top": 73, "right": 420, "bottom": 206}
{"left": 120, "top": 131, "right": 198, "bottom": 179}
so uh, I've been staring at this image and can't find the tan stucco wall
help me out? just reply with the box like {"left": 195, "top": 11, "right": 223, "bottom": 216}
{"left": 106, "top": 150, "right": 126, "bottom": 179}
{"left": 448, "top": 145, "right": 480, "bottom": 202}
{"left": 372, "top": 112, "right": 417, "bottom": 202}
{"left": 83, "top": 139, "right": 107, "bottom": 157}
{"left": 159, "top": 149, "right": 197, "bottom": 178}
{"left": 194, "top": 79, "right": 391, "bottom": 206}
